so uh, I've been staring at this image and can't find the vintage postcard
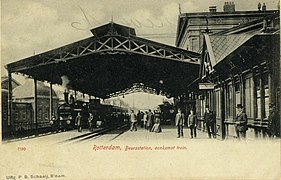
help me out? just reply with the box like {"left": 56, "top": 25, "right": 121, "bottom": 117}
{"left": 1, "top": 0, "right": 280, "bottom": 179}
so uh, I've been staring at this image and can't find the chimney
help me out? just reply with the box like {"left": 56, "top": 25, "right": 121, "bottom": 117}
{"left": 209, "top": 6, "right": 217, "bottom": 13}
{"left": 223, "top": 2, "right": 235, "bottom": 12}
{"left": 258, "top": 2, "right": 261, "bottom": 11}
{"left": 64, "top": 90, "right": 69, "bottom": 104}
{"left": 262, "top": 3, "right": 266, "bottom": 11}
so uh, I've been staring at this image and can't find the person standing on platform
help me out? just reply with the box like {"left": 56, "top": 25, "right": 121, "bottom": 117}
{"left": 235, "top": 104, "right": 248, "bottom": 140}
{"left": 92, "top": 110, "right": 98, "bottom": 129}
{"left": 175, "top": 108, "right": 185, "bottom": 138}
{"left": 143, "top": 111, "right": 148, "bottom": 129}
{"left": 140, "top": 111, "right": 144, "bottom": 128}
{"left": 88, "top": 113, "right": 94, "bottom": 132}
{"left": 204, "top": 105, "right": 216, "bottom": 138}
{"left": 188, "top": 109, "right": 197, "bottom": 138}
{"left": 151, "top": 107, "right": 162, "bottom": 133}
{"left": 147, "top": 109, "right": 154, "bottom": 132}
{"left": 75, "top": 112, "right": 83, "bottom": 132}
{"left": 137, "top": 110, "right": 142, "bottom": 127}
{"left": 130, "top": 110, "right": 137, "bottom": 131}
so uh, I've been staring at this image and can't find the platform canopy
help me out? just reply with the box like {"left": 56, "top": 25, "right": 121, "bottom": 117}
{"left": 6, "top": 22, "right": 200, "bottom": 99}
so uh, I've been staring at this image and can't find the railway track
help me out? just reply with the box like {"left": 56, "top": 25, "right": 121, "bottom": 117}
{"left": 60, "top": 123, "right": 129, "bottom": 143}
{"left": 3, "top": 123, "right": 129, "bottom": 144}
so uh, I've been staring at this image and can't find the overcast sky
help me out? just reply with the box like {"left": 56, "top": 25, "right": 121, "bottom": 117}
{"left": 1, "top": 0, "right": 279, "bottom": 77}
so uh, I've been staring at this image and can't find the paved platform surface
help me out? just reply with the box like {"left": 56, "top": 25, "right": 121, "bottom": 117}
{"left": 1, "top": 125, "right": 280, "bottom": 180}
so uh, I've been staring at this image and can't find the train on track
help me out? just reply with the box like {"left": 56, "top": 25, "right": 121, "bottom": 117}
{"left": 158, "top": 101, "right": 176, "bottom": 125}
{"left": 2, "top": 90, "right": 128, "bottom": 139}
{"left": 51, "top": 92, "right": 128, "bottom": 132}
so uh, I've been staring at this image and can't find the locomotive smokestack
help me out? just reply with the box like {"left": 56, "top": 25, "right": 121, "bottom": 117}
{"left": 61, "top": 75, "right": 70, "bottom": 103}
{"left": 64, "top": 90, "right": 69, "bottom": 104}
{"left": 61, "top": 75, "right": 70, "bottom": 91}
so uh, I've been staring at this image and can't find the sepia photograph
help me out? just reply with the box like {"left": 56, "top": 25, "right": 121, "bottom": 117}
{"left": 1, "top": 0, "right": 280, "bottom": 179}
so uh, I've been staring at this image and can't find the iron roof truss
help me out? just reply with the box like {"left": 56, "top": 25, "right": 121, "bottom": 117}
{"left": 6, "top": 22, "right": 200, "bottom": 98}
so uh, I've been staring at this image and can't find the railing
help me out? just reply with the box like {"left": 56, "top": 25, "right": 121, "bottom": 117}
{"left": 3, "top": 122, "right": 53, "bottom": 139}
{"left": 224, "top": 118, "right": 271, "bottom": 138}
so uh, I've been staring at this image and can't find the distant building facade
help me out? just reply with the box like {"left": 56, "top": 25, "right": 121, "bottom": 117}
{"left": 175, "top": 1, "right": 279, "bottom": 52}
{"left": 1, "top": 76, "right": 21, "bottom": 137}
{"left": 2, "top": 79, "right": 59, "bottom": 138}
{"left": 13, "top": 80, "right": 59, "bottom": 126}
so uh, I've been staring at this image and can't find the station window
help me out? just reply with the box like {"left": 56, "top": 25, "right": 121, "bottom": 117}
{"left": 14, "top": 112, "right": 19, "bottom": 121}
{"left": 235, "top": 82, "right": 241, "bottom": 115}
{"left": 44, "top": 109, "right": 49, "bottom": 120}
{"left": 190, "top": 37, "right": 199, "bottom": 52}
{"left": 22, "top": 111, "right": 26, "bottom": 120}
{"left": 38, "top": 109, "right": 42, "bottom": 120}
{"left": 226, "top": 83, "right": 233, "bottom": 119}
{"left": 255, "top": 76, "right": 261, "bottom": 119}
{"left": 3, "top": 112, "right": 7, "bottom": 121}
{"left": 263, "top": 73, "right": 269, "bottom": 118}
{"left": 214, "top": 89, "right": 220, "bottom": 118}
{"left": 244, "top": 76, "right": 254, "bottom": 118}
{"left": 26, "top": 110, "right": 31, "bottom": 121}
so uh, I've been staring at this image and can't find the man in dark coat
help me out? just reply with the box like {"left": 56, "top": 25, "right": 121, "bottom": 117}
{"left": 137, "top": 110, "right": 142, "bottom": 127}
{"left": 147, "top": 109, "right": 154, "bottom": 132}
{"left": 188, "top": 109, "right": 197, "bottom": 138}
{"left": 75, "top": 112, "right": 83, "bottom": 132}
{"left": 235, "top": 104, "right": 248, "bottom": 140}
{"left": 175, "top": 108, "right": 185, "bottom": 138}
{"left": 204, "top": 105, "right": 216, "bottom": 138}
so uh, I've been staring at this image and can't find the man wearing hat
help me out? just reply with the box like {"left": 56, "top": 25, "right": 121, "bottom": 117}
{"left": 204, "top": 105, "right": 216, "bottom": 138}
{"left": 175, "top": 108, "right": 185, "bottom": 138}
{"left": 235, "top": 104, "right": 248, "bottom": 139}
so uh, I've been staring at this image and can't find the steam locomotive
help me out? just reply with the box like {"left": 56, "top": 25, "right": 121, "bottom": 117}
{"left": 51, "top": 92, "right": 127, "bottom": 132}
{"left": 158, "top": 101, "right": 175, "bottom": 125}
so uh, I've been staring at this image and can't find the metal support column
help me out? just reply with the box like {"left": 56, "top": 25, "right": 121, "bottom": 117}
{"left": 220, "top": 82, "right": 226, "bottom": 140}
{"left": 50, "top": 82, "right": 53, "bottom": 119}
{"left": 240, "top": 74, "right": 245, "bottom": 107}
{"left": 7, "top": 71, "right": 13, "bottom": 136}
{"left": 252, "top": 68, "right": 259, "bottom": 138}
{"left": 260, "top": 70, "right": 265, "bottom": 122}
{"left": 34, "top": 79, "right": 38, "bottom": 134}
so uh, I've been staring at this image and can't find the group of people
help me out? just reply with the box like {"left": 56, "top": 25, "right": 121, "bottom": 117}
{"left": 175, "top": 104, "right": 249, "bottom": 140}
{"left": 129, "top": 106, "right": 214, "bottom": 139}
{"left": 234, "top": 103, "right": 279, "bottom": 139}
{"left": 75, "top": 112, "right": 99, "bottom": 132}
{"left": 76, "top": 102, "right": 278, "bottom": 140}
{"left": 175, "top": 108, "right": 198, "bottom": 138}
{"left": 129, "top": 108, "right": 162, "bottom": 133}
{"left": 175, "top": 104, "right": 250, "bottom": 140}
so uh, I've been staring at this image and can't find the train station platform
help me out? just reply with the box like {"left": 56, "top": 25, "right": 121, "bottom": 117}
{"left": 112, "top": 125, "right": 214, "bottom": 142}
{"left": 1, "top": 124, "right": 280, "bottom": 180}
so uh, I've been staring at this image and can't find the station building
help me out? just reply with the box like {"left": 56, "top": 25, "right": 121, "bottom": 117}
{"left": 180, "top": 9, "right": 280, "bottom": 139}
{"left": 175, "top": 1, "right": 279, "bottom": 52}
